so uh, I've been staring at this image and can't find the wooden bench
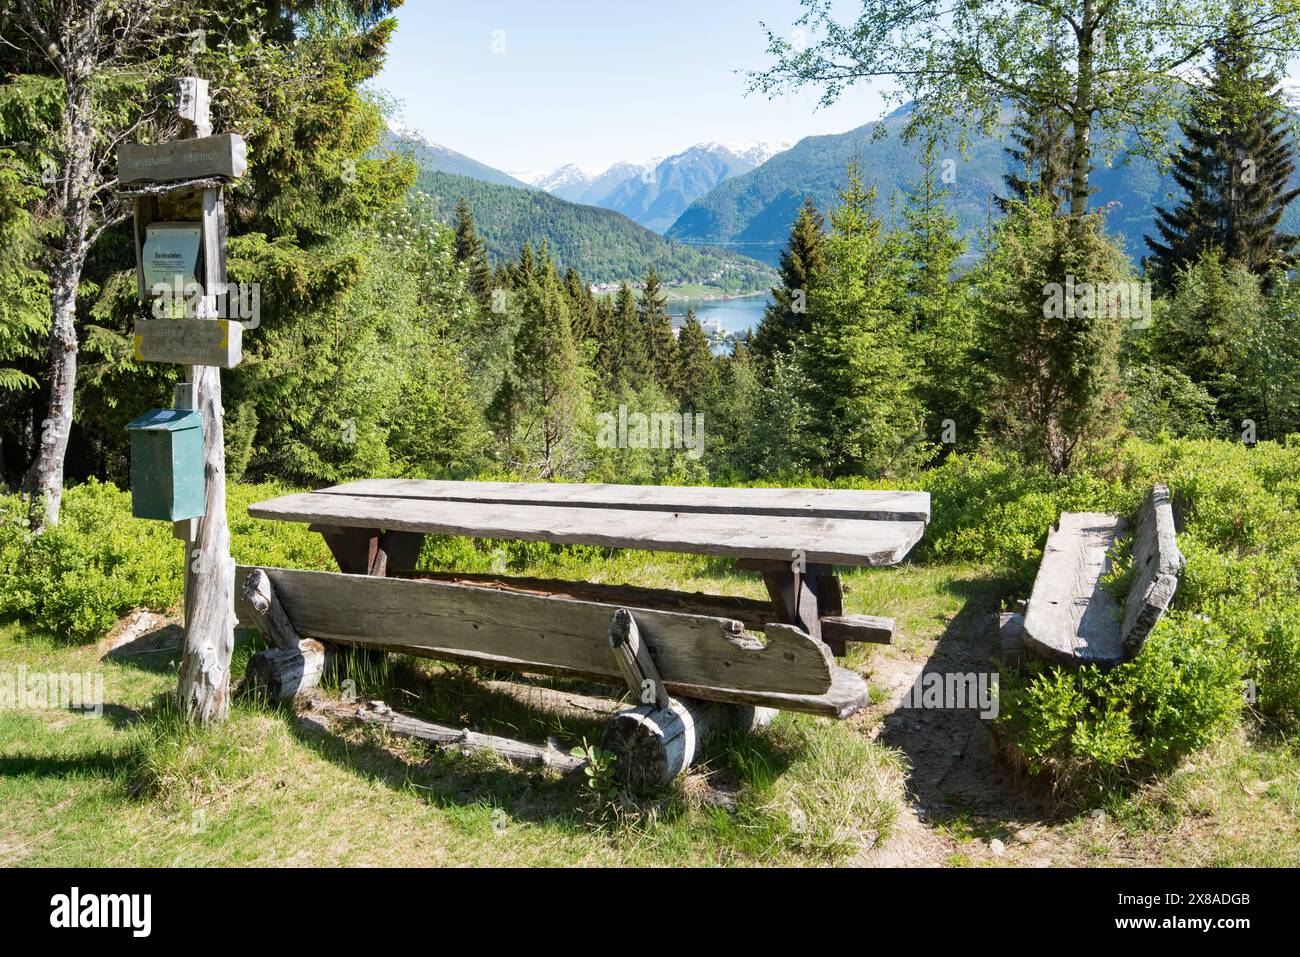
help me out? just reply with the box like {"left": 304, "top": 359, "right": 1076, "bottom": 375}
{"left": 238, "top": 479, "right": 929, "bottom": 786}
{"left": 1010, "top": 484, "right": 1183, "bottom": 667}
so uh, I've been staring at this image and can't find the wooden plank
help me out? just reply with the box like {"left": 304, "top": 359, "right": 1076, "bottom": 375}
{"left": 669, "top": 666, "right": 870, "bottom": 719}
{"left": 323, "top": 478, "right": 930, "bottom": 523}
{"left": 1120, "top": 484, "right": 1185, "bottom": 656}
{"left": 1021, "top": 512, "right": 1127, "bottom": 666}
{"left": 821, "top": 614, "right": 895, "bottom": 645}
{"left": 134, "top": 317, "right": 241, "bottom": 368}
{"left": 234, "top": 565, "right": 834, "bottom": 695}
{"left": 118, "top": 132, "right": 247, "bottom": 184}
{"left": 609, "top": 608, "right": 669, "bottom": 709}
{"left": 249, "top": 493, "right": 926, "bottom": 568}
{"left": 399, "top": 571, "right": 780, "bottom": 628}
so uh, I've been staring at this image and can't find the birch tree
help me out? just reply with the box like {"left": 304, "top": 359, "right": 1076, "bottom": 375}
{"left": 1, "top": 0, "right": 192, "bottom": 530}
{"left": 749, "top": 1, "right": 1300, "bottom": 228}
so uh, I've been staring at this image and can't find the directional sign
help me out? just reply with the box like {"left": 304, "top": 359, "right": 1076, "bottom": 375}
{"left": 118, "top": 133, "right": 247, "bottom": 184}
{"left": 134, "top": 318, "right": 242, "bottom": 369}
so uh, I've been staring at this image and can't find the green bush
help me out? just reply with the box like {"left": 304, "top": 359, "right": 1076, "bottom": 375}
{"left": 0, "top": 479, "right": 332, "bottom": 644}
{"left": 998, "top": 614, "right": 1245, "bottom": 805}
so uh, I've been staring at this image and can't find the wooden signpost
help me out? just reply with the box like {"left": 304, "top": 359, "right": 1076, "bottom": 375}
{"left": 119, "top": 77, "right": 244, "bottom": 722}
{"left": 134, "top": 317, "right": 242, "bottom": 368}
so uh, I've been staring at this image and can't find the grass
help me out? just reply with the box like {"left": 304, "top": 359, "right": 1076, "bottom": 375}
{"left": 3, "top": 454, "right": 1299, "bottom": 867}
{"left": 0, "top": 539, "right": 914, "bottom": 867}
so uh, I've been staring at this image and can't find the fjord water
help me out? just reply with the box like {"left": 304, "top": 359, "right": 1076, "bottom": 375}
{"left": 666, "top": 293, "right": 770, "bottom": 338}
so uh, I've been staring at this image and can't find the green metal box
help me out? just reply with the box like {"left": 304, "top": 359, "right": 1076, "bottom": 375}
{"left": 126, "top": 408, "right": 206, "bottom": 521}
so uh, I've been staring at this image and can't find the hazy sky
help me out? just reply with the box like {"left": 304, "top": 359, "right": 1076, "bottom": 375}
{"left": 374, "top": 1, "right": 884, "bottom": 175}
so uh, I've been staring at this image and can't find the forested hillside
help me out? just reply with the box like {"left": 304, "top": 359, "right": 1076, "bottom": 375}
{"left": 667, "top": 102, "right": 1300, "bottom": 265}
{"left": 415, "top": 168, "right": 774, "bottom": 289}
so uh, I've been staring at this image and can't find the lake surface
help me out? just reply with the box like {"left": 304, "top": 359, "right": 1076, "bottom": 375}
{"left": 666, "top": 294, "right": 770, "bottom": 338}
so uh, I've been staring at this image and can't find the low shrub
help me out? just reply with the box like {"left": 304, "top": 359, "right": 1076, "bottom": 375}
{"left": 0, "top": 480, "right": 331, "bottom": 644}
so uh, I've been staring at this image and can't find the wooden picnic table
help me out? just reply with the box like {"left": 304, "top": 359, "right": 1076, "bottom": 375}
{"left": 242, "top": 480, "right": 930, "bottom": 720}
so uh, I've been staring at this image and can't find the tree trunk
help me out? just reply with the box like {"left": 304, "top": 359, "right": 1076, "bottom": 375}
{"left": 24, "top": 66, "right": 96, "bottom": 532}
{"left": 1069, "top": 2, "right": 1098, "bottom": 226}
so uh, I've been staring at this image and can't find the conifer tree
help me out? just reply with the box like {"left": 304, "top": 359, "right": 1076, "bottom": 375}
{"left": 452, "top": 197, "right": 492, "bottom": 309}
{"left": 799, "top": 158, "right": 926, "bottom": 477}
{"left": 510, "top": 242, "right": 539, "bottom": 288}
{"left": 490, "top": 270, "right": 586, "bottom": 478}
{"left": 901, "top": 139, "right": 978, "bottom": 448}
{"left": 640, "top": 267, "right": 680, "bottom": 396}
{"left": 753, "top": 196, "right": 826, "bottom": 360}
{"left": 676, "top": 307, "right": 716, "bottom": 409}
{"left": 612, "top": 280, "right": 648, "bottom": 390}
{"left": 978, "top": 198, "right": 1129, "bottom": 473}
{"left": 1146, "top": 10, "right": 1300, "bottom": 289}
{"left": 562, "top": 266, "right": 597, "bottom": 342}
{"left": 999, "top": 45, "right": 1073, "bottom": 211}
{"left": 592, "top": 294, "right": 619, "bottom": 389}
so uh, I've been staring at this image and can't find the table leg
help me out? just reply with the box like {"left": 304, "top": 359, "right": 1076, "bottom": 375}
{"left": 735, "top": 558, "right": 845, "bottom": 657}
{"left": 309, "top": 525, "right": 424, "bottom": 577}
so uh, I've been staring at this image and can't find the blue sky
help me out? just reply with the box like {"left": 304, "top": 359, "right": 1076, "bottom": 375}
{"left": 373, "top": 1, "right": 882, "bottom": 175}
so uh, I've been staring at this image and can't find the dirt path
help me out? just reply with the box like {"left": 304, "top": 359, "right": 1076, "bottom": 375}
{"left": 851, "top": 594, "right": 1065, "bottom": 867}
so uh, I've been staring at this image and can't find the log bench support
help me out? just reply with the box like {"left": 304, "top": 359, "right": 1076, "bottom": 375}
{"left": 602, "top": 607, "right": 776, "bottom": 789}
{"left": 310, "top": 524, "right": 424, "bottom": 577}
{"left": 241, "top": 568, "right": 337, "bottom": 700}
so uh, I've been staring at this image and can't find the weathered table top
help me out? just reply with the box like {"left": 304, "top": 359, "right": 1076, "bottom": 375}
{"left": 249, "top": 479, "right": 929, "bottom": 568}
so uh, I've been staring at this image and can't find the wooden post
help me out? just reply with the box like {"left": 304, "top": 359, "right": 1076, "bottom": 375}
{"left": 608, "top": 608, "right": 669, "bottom": 710}
{"left": 169, "top": 77, "right": 236, "bottom": 722}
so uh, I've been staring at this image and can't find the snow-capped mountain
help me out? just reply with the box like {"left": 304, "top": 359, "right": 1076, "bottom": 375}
{"left": 529, "top": 140, "right": 793, "bottom": 233}
{"left": 383, "top": 120, "right": 533, "bottom": 190}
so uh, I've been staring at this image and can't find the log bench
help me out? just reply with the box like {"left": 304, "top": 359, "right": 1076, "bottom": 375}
{"left": 1011, "top": 484, "right": 1184, "bottom": 667}
{"left": 238, "top": 479, "right": 929, "bottom": 786}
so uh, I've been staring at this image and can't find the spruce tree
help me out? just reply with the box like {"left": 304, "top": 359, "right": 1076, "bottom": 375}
{"left": 1146, "top": 11, "right": 1300, "bottom": 289}
{"left": 490, "top": 270, "right": 586, "bottom": 478}
{"left": 612, "top": 281, "right": 648, "bottom": 390}
{"left": 753, "top": 196, "right": 826, "bottom": 360}
{"left": 639, "top": 267, "right": 680, "bottom": 396}
{"left": 1000, "top": 45, "right": 1073, "bottom": 211}
{"left": 510, "top": 242, "right": 539, "bottom": 288}
{"left": 901, "top": 139, "right": 978, "bottom": 448}
{"left": 592, "top": 294, "right": 619, "bottom": 390}
{"left": 676, "top": 307, "right": 716, "bottom": 409}
{"left": 799, "top": 158, "right": 927, "bottom": 477}
{"left": 563, "top": 266, "right": 597, "bottom": 342}
{"left": 452, "top": 197, "right": 492, "bottom": 309}
{"left": 978, "top": 198, "right": 1129, "bottom": 473}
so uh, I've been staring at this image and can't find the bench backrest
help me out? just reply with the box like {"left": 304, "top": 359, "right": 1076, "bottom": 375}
{"left": 1120, "top": 484, "right": 1184, "bottom": 656}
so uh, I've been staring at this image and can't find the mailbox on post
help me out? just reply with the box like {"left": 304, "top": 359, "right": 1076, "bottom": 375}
{"left": 125, "top": 408, "right": 207, "bottom": 521}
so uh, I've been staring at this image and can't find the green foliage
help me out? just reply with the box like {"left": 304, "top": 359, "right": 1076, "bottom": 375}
{"left": 752, "top": 196, "right": 825, "bottom": 359}
{"left": 570, "top": 738, "right": 619, "bottom": 801}
{"left": 1119, "top": 363, "right": 1219, "bottom": 440}
{"left": 998, "top": 615, "right": 1246, "bottom": 805}
{"left": 491, "top": 265, "right": 589, "bottom": 478}
{"left": 0, "top": 480, "right": 332, "bottom": 644}
{"left": 640, "top": 268, "right": 680, "bottom": 398}
{"left": 976, "top": 199, "right": 1129, "bottom": 473}
{"left": 800, "top": 159, "right": 929, "bottom": 477}
{"left": 675, "top": 308, "right": 716, "bottom": 410}
{"left": 1146, "top": 10, "right": 1300, "bottom": 288}
{"left": 899, "top": 139, "right": 978, "bottom": 451}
